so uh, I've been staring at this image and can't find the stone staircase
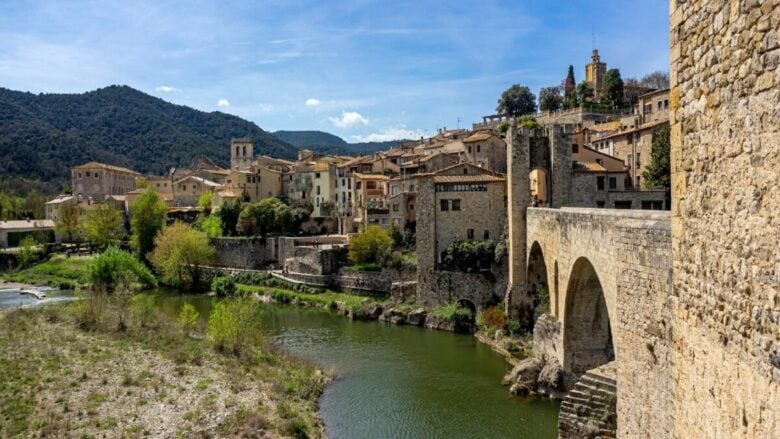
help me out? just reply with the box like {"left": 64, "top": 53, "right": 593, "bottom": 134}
{"left": 558, "top": 361, "right": 617, "bottom": 439}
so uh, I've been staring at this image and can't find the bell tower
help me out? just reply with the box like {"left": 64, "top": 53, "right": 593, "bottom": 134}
{"left": 230, "top": 138, "right": 254, "bottom": 171}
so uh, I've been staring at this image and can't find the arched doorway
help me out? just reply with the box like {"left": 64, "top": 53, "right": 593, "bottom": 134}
{"left": 563, "top": 257, "right": 614, "bottom": 377}
{"left": 524, "top": 241, "right": 550, "bottom": 331}
{"left": 457, "top": 299, "right": 477, "bottom": 317}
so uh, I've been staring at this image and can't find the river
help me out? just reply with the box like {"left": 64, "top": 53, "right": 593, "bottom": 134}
{"left": 155, "top": 293, "right": 560, "bottom": 438}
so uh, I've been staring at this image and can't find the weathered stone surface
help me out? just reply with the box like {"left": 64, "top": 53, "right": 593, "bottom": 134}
{"left": 379, "top": 308, "right": 406, "bottom": 325}
{"left": 406, "top": 308, "right": 427, "bottom": 326}
{"left": 423, "top": 314, "right": 455, "bottom": 332}
{"left": 349, "top": 303, "right": 383, "bottom": 321}
{"left": 537, "top": 361, "right": 564, "bottom": 395}
{"left": 504, "top": 357, "right": 542, "bottom": 396}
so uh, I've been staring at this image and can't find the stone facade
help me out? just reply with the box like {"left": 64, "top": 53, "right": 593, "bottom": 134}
{"left": 211, "top": 237, "right": 277, "bottom": 270}
{"left": 670, "top": 0, "right": 780, "bottom": 436}
{"left": 71, "top": 162, "right": 140, "bottom": 202}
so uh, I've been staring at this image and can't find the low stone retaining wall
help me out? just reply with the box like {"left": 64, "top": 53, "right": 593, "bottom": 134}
{"left": 210, "top": 237, "right": 276, "bottom": 270}
{"left": 416, "top": 268, "right": 504, "bottom": 309}
{"left": 274, "top": 268, "right": 414, "bottom": 295}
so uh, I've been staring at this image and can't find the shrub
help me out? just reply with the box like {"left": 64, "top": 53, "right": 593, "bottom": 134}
{"left": 387, "top": 223, "right": 403, "bottom": 248}
{"left": 88, "top": 248, "right": 157, "bottom": 292}
{"left": 130, "top": 294, "right": 157, "bottom": 328}
{"left": 179, "top": 302, "right": 200, "bottom": 337}
{"left": 207, "top": 299, "right": 262, "bottom": 355}
{"left": 130, "top": 189, "right": 167, "bottom": 261}
{"left": 441, "top": 240, "right": 496, "bottom": 272}
{"left": 476, "top": 306, "right": 506, "bottom": 331}
{"left": 211, "top": 275, "right": 237, "bottom": 296}
{"left": 236, "top": 198, "right": 293, "bottom": 236}
{"left": 198, "top": 215, "right": 222, "bottom": 238}
{"left": 18, "top": 235, "right": 39, "bottom": 268}
{"left": 348, "top": 226, "right": 392, "bottom": 265}
{"left": 507, "top": 318, "right": 524, "bottom": 337}
{"left": 433, "top": 302, "right": 474, "bottom": 330}
{"left": 150, "top": 222, "right": 216, "bottom": 290}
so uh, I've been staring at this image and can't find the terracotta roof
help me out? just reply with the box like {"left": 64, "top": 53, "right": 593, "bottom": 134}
{"left": 594, "top": 119, "right": 668, "bottom": 142}
{"left": 420, "top": 161, "right": 505, "bottom": 177}
{"left": 573, "top": 161, "right": 628, "bottom": 173}
{"left": 72, "top": 161, "right": 140, "bottom": 175}
{"left": 432, "top": 175, "right": 505, "bottom": 183}
{"left": 0, "top": 219, "right": 55, "bottom": 229}
{"left": 173, "top": 175, "right": 222, "bottom": 187}
{"left": 463, "top": 132, "right": 495, "bottom": 143}
{"left": 353, "top": 172, "right": 390, "bottom": 181}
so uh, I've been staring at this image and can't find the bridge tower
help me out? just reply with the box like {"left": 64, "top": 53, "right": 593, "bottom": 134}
{"left": 548, "top": 124, "right": 572, "bottom": 207}
{"left": 505, "top": 122, "right": 531, "bottom": 323}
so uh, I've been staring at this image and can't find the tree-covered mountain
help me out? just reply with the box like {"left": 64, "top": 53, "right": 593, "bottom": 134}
{"left": 273, "top": 130, "right": 399, "bottom": 155}
{"left": 0, "top": 85, "right": 298, "bottom": 194}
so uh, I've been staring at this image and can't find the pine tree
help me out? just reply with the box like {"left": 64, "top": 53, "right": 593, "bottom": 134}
{"left": 642, "top": 125, "right": 671, "bottom": 189}
{"left": 564, "top": 65, "right": 577, "bottom": 109}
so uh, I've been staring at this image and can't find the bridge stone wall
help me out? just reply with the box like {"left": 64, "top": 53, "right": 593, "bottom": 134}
{"left": 670, "top": 0, "right": 779, "bottom": 436}
{"left": 526, "top": 207, "right": 675, "bottom": 435}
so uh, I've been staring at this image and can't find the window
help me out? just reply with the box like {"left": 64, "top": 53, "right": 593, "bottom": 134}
{"left": 609, "top": 177, "right": 617, "bottom": 189}
{"left": 636, "top": 176, "right": 641, "bottom": 187}
{"left": 664, "top": 100, "right": 669, "bottom": 109}
{"left": 463, "top": 168, "right": 468, "bottom": 174}
{"left": 316, "top": 186, "right": 321, "bottom": 195}
{"left": 483, "top": 230, "right": 489, "bottom": 240}
{"left": 392, "top": 204, "right": 399, "bottom": 212}
{"left": 451, "top": 199, "right": 461, "bottom": 211}
{"left": 242, "top": 146, "right": 247, "bottom": 157}
{"left": 597, "top": 176, "right": 605, "bottom": 190}
{"left": 409, "top": 203, "right": 414, "bottom": 211}
{"left": 440, "top": 199, "right": 449, "bottom": 211}
{"left": 467, "top": 229, "right": 474, "bottom": 239}
{"left": 316, "top": 173, "right": 321, "bottom": 179}
{"left": 658, "top": 101, "right": 663, "bottom": 110}
{"left": 641, "top": 200, "right": 664, "bottom": 210}
{"left": 635, "top": 153, "right": 641, "bottom": 166}
{"left": 409, "top": 184, "right": 415, "bottom": 192}
{"left": 572, "top": 144, "right": 579, "bottom": 153}
{"left": 86, "top": 171, "right": 90, "bottom": 177}
{"left": 468, "top": 146, "right": 472, "bottom": 153}
{"left": 614, "top": 201, "right": 632, "bottom": 209}
{"left": 596, "top": 201, "right": 605, "bottom": 208}
{"left": 626, "top": 154, "right": 632, "bottom": 166}
{"left": 477, "top": 145, "right": 481, "bottom": 153}
{"left": 356, "top": 182, "right": 362, "bottom": 190}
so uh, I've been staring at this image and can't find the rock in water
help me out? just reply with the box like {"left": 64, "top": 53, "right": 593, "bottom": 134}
{"left": 407, "top": 308, "right": 427, "bottom": 326}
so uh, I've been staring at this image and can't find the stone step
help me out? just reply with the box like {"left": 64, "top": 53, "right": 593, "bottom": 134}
{"left": 581, "top": 373, "right": 617, "bottom": 389}
{"left": 568, "top": 386, "right": 615, "bottom": 401}
{"left": 575, "top": 380, "right": 617, "bottom": 396}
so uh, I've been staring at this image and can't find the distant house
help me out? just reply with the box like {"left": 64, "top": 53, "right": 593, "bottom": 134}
{"left": 71, "top": 162, "right": 141, "bottom": 202}
{"left": 0, "top": 219, "right": 57, "bottom": 248}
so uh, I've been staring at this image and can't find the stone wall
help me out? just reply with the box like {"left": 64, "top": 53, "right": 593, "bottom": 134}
{"left": 275, "top": 268, "right": 411, "bottom": 295}
{"left": 211, "top": 237, "right": 276, "bottom": 270}
{"left": 570, "top": 173, "right": 668, "bottom": 209}
{"left": 670, "top": 0, "right": 779, "bottom": 436}
{"left": 415, "top": 269, "right": 503, "bottom": 308}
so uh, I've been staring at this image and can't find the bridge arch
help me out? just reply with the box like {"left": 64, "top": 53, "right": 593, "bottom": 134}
{"left": 456, "top": 298, "right": 477, "bottom": 317}
{"left": 524, "top": 241, "right": 551, "bottom": 331}
{"left": 562, "top": 257, "right": 615, "bottom": 378}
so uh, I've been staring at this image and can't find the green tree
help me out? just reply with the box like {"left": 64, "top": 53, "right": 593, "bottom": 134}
{"left": 178, "top": 302, "right": 200, "bottom": 337}
{"left": 603, "top": 68, "right": 625, "bottom": 108}
{"left": 83, "top": 204, "right": 125, "bottom": 249}
{"left": 207, "top": 299, "right": 262, "bottom": 355}
{"left": 496, "top": 84, "right": 537, "bottom": 117}
{"left": 563, "top": 65, "right": 577, "bottom": 109}
{"left": 197, "top": 215, "right": 222, "bottom": 238}
{"left": 197, "top": 190, "right": 214, "bottom": 214}
{"left": 149, "top": 222, "right": 216, "bottom": 290}
{"left": 639, "top": 70, "right": 669, "bottom": 89}
{"left": 576, "top": 81, "right": 594, "bottom": 106}
{"left": 130, "top": 189, "right": 168, "bottom": 261}
{"left": 88, "top": 248, "right": 157, "bottom": 293}
{"left": 642, "top": 125, "right": 671, "bottom": 189}
{"left": 348, "top": 226, "right": 393, "bottom": 264}
{"left": 55, "top": 205, "right": 80, "bottom": 242}
{"left": 18, "top": 235, "right": 38, "bottom": 268}
{"left": 218, "top": 198, "right": 244, "bottom": 236}
{"left": 130, "top": 293, "right": 157, "bottom": 328}
{"left": 237, "top": 197, "right": 293, "bottom": 236}
{"left": 538, "top": 86, "right": 564, "bottom": 112}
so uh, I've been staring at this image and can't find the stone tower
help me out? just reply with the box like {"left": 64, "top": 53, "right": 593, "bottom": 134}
{"left": 548, "top": 124, "right": 572, "bottom": 208}
{"left": 230, "top": 138, "right": 254, "bottom": 171}
{"left": 505, "top": 123, "right": 530, "bottom": 323}
{"left": 585, "top": 49, "right": 607, "bottom": 99}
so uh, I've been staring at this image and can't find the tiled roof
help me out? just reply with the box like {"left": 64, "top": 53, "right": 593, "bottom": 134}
{"left": 0, "top": 219, "right": 55, "bottom": 229}
{"left": 432, "top": 175, "right": 505, "bottom": 183}
{"left": 173, "top": 175, "right": 222, "bottom": 187}
{"left": 353, "top": 172, "right": 390, "bottom": 181}
{"left": 463, "top": 132, "right": 495, "bottom": 143}
{"left": 594, "top": 119, "right": 668, "bottom": 142}
{"left": 73, "top": 161, "right": 140, "bottom": 175}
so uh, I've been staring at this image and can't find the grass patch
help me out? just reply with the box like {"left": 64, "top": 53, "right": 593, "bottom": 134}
{"left": 1, "top": 254, "right": 92, "bottom": 289}
{"left": 342, "top": 262, "right": 382, "bottom": 272}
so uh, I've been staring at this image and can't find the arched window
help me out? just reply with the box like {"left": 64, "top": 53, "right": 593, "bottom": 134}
{"left": 235, "top": 146, "right": 239, "bottom": 156}
{"left": 242, "top": 146, "right": 247, "bottom": 157}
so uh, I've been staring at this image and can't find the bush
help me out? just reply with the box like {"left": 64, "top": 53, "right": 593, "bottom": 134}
{"left": 179, "top": 302, "right": 200, "bottom": 337}
{"left": 211, "top": 275, "right": 237, "bottom": 296}
{"left": 88, "top": 248, "right": 157, "bottom": 292}
{"left": 207, "top": 299, "right": 262, "bottom": 355}
{"left": 149, "top": 222, "right": 216, "bottom": 290}
{"left": 441, "top": 240, "right": 496, "bottom": 272}
{"left": 344, "top": 262, "right": 382, "bottom": 272}
{"left": 197, "top": 215, "right": 222, "bottom": 238}
{"left": 507, "top": 318, "right": 524, "bottom": 337}
{"left": 387, "top": 223, "right": 403, "bottom": 248}
{"left": 433, "top": 302, "right": 474, "bottom": 330}
{"left": 476, "top": 306, "right": 506, "bottom": 331}
{"left": 130, "top": 294, "right": 157, "bottom": 328}
{"left": 348, "top": 226, "right": 392, "bottom": 265}
{"left": 18, "top": 235, "right": 39, "bottom": 268}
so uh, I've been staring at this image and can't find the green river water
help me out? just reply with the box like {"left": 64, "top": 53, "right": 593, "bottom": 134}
{"left": 160, "top": 293, "right": 560, "bottom": 438}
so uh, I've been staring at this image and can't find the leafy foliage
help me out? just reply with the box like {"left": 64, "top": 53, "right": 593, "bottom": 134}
{"left": 211, "top": 275, "right": 237, "bottom": 296}
{"left": 54, "top": 205, "right": 80, "bottom": 242}
{"left": 0, "top": 85, "right": 298, "bottom": 193}
{"left": 603, "top": 68, "right": 625, "bottom": 108}
{"left": 149, "top": 222, "right": 216, "bottom": 290}
{"left": 576, "top": 81, "right": 594, "bottom": 106}
{"left": 197, "top": 190, "right": 213, "bottom": 213}
{"left": 178, "top": 302, "right": 200, "bottom": 337}
{"left": 197, "top": 214, "right": 222, "bottom": 238}
{"left": 88, "top": 248, "right": 157, "bottom": 292}
{"left": 538, "top": 86, "right": 564, "bottom": 112}
{"left": 130, "top": 189, "right": 167, "bottom": 261}
{"left": 432, "top": 302, "right": 475, "bottom": 331}
{"left": 82, "top": 204, "right": 125, "bottom": 249}
{"left": 348, "top": 226, "right": 393, "bottom": 265}
{"left": 564, "top": 65, "right": 577, "bottom": 109}
{"left": 642, "top": 125, "right": 671, "bottom": 189}
{"left": 476, "top": 306, "right": 506, "bottom": 332}
{"left": 441, "top": 240, "right": 496, "bottom": 272}
{"left": 639, "top": 71, "right": 670, "bottom": 89}
{"left": 18, "top": 236, "right": 39, "bottom": 268}
{"left": 236, "top": 197, "right": 293, "bottom": 236}
{"left": 207, "top": 299, "right": 262, "bottom": 355}
{"left": 217, "top": 198, "right": 244, "bottom": 237}
{"left": 130, "top": 293, "right": 158, "bottom": 328}
{"left": 496, "top": 84, "right": 537, "bottom": 116}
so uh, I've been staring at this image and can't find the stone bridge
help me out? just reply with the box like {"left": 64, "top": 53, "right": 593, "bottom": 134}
{"left": 515, "top": 207, "right": 676, "bottom": 436}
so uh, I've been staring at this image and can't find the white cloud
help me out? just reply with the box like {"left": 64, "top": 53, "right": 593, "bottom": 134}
{"left": 329, "top": 111, "right": 368, "bottom": 128}
{"left": 217, "top": 98, "right": 230, "bottom": 107}
{"left": 155, "top": 85, "right": 179, "bottom": 93}
{"left": 305, "top": 98, "right": 321, "bottom": 107}
{"left": 351, "top": 126, "right": 427, "bottom": 142}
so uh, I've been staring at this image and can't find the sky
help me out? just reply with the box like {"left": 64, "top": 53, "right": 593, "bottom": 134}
{"left": 0, "top": 0, "right": 669, "bottom": 143}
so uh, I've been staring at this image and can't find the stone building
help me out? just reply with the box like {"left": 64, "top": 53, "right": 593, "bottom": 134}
{"left": 462, "top": 131, "right": 507, "bottom": 173}
{"left": 585, "top": 49, "right": 607, "bottom": 99}
{"left": 71, "top": 162, "right": 141, "bottom": 202}
{"left": 224, "top": 166, "right": 283, "bottom": 203}
{"left": 172, "top": 175, "right": 221, "bottom": 207}
{"left": 44, "top": 194, "right": 77, "bottom": 222}
{"left": 230, "top": 137, "right": 254, "bottom": 171}
{"left": 668, "top": 0, "right": 779, "bottom": 436}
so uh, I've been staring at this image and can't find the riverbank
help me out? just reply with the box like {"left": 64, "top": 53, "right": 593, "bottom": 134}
{"left": 0, "top": 254, "right": 92, "bottom": 289}
{"left": 0, "top": 302, "right": 328, "bottom": 438}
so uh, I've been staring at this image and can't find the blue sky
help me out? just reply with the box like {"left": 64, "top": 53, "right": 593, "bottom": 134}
{"left": 0, "top": 0, "right": 669, "bottom": 142}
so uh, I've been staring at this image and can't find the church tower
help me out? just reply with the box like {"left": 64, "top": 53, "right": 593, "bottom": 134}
{"left": 585, "top": 49, "right": 607, "bottom": 100}
{"left": 230, "top": 138, "right": 254, "bottom": 171}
